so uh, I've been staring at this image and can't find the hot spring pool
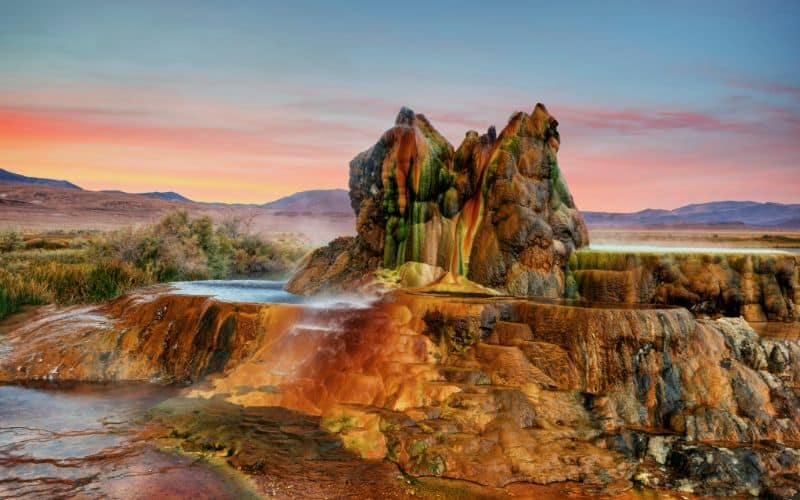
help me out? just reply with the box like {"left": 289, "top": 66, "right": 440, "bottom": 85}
{"left": 168, "top": 280, "right": 377, "bottom": 309}
{"left": 169, "top": 280, "right": 303, "bottom": 304}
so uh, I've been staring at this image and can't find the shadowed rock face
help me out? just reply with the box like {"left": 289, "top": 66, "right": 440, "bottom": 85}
{"left": 286, "top": 104, "right": 589, "bottom": 297}
{"left": 3, "top": 290, "right": 798, "bottom": 496}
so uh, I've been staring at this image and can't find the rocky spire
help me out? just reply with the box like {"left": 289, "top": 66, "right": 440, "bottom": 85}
{"left": 286, "top": 103, "right": 589, "bottom": 297}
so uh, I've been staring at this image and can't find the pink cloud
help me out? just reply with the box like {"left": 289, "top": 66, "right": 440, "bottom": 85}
{"left": 1, "top": 89, "right": 798, "bottom": 210}
{"left": 555, "top": 105, "right": 750, "bottom": 134}
{"left": 726, "top": 78, "right": 800, "bottom": 100}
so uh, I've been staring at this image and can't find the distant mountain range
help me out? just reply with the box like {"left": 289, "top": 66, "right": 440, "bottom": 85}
{"left": 262, "top": 192, "right": 800, "bottom": 228}
{"left": 0, "top": 168, "right": 82, "bottom": 190}
{"left": 101, "top": 189, "right": 194, "bottom": 203}
{"left": 261, "top": 189, "right": 350, "bottom": 212}
{"left": 0, "top": 169, "right": 198, "bottom": 203}
{"left": 1, "top": 168, "right": 797, "bottom": 227}
{"left": 583, "top": 201, "right": 800, "bottom": 228}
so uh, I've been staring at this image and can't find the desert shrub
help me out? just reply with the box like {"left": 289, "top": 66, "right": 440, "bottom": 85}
{"left": 95, "top": 211, "right": 215, "bottom": 281}
{"left": 0, "top": 210, "right": 308, "bottom": 319}
{"left": 5, "top": 248, "right": 89, "bottom": 266}
{"left": 68, "top": 237, "right": 90, "bottom": 249}
{"left": 24, "top": 237, "right": 71, "bottom": 250}
{"left": 96, "top": 210, "right": 308, "bottom": 281}
{"left": 225, "top": 234, "right": 307, "bottom": 277}
{"left": 0, "top": 229, "right": 24, "bottom": 253}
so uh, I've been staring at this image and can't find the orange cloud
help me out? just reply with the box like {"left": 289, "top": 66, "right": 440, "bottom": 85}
{"left": 0, "top": 105, "right": 369, "bottom": 203}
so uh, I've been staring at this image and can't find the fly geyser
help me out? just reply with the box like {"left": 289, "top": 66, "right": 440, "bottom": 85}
{"left": 285, "top": 104, "right": 589, "bottom": 297}
{"left": 2, "top": 103, "right": 799, "bottom": 498}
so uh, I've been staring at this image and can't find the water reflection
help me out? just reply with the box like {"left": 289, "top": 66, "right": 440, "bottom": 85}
{"left": 0, "top": 383, "right": 258, "bottom": 499}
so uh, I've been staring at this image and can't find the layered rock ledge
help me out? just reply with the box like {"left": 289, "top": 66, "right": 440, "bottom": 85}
{"left": 567, "top": 250, "right": 800, "bottom": 322}
{"left": 2, "top": 289, "right": 798, "bottom": 496}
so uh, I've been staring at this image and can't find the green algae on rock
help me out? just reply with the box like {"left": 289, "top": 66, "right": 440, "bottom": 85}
{"left": 286, "top": 103, "right": 589, "bottom": 297}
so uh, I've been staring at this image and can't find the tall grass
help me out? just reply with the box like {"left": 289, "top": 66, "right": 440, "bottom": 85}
{"left": 0, "top": 270, "right": 50, "bottom": 318}
{"left": 0, "top": 210, "right": 308, "bottom": 319}
{"left": 0, "top": 259, "right": 152, "bottom": 318}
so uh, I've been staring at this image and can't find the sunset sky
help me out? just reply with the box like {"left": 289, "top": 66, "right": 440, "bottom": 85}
{"left": 1, "top": 1, "right": 798, "bottom": 211}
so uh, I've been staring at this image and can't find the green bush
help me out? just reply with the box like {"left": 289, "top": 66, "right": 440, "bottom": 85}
{"left": 95, "top": 210, "right": 308, "bottom": 281}
{"left": 0, "top": 210, "right": 308, "bottom": 320}
{"left": 0, "top": 229, "right": 24, "bottom": 253}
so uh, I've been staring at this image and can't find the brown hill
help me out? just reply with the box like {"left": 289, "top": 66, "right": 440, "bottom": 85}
{"left": 0, "top": 182, "right": 354, "bottom": 244}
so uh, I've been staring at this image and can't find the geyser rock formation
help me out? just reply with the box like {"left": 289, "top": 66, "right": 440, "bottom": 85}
{"left": 286, "top": 104, "right": 588, "bottom": 297}
{"left": 4, "top": 290, "right": 799, "bottom": 496}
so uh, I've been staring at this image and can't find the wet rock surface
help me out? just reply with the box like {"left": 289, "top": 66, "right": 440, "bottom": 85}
{"left": 0, "top": 288, "right": 273, "bottom": 383}
{"left": 286, "top": 104, "right": 588, "bottom": 297}
{"left": 2, "top": 289, "right": 797, "bottom": 496}
{"left": 0, "top": 383, "right": 259, "bottom": 499}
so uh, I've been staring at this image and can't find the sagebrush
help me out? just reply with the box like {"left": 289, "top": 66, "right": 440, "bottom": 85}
{"left": 0, "top": 211, "right": 308, "bottom": 318}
